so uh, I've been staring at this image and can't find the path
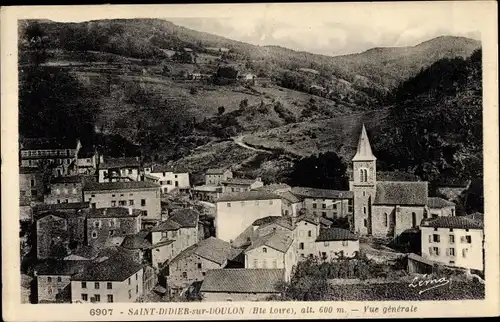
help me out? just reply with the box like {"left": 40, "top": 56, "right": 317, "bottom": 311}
{"left": 232, "top": 135, "right": 272, "bottom": 154}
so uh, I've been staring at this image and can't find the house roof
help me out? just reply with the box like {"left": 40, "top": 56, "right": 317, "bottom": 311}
{"left": 51, "top": 176, "right": 82, "bottom": 184}
{"left": 408, "top": 253, "right": 436, "bottom": 267}
{"left": 71, "top": 253, "right": 143, "bottom": 281}
{"left": 170, "top": 237, "right": 233, "bottom": 265}
{"left": 82, "top": 207, "right": 143, "bottom": 218}
{"left": 34, "top": 211, "right": 71, "bottom": 221}
{"left": 33, "top": 202, "right": 89, "bottom": 213}
{"left": 121, "top": 234, "right": 154, "bottom": 250}
{"left": 352, "top": 124, "right": 376, "bottom": 161}
{"left": 221, "top": 178, "right": 260, "bottom": 186}
{"left": 66, "top": 246, "right": 99, "bottom": 260}
{"left": 252, "top": 216, "right": 294, "bottom": 231}
{"left": 99, "top": 157, "right": 140, "bottom": 169}
{"left": 216, "top": 191, "right": 281, "bottom": 202}
{"left": 84, "top": 181, "right": 160, "bottom": 191}
{"left": 168, "top": 208, "right": 199, "bottom": 228}
{"left": 254, "top": 183, "right": 291, "bottom": 193}
{"left": 246, "top": 230, "right": 293, "bottom": 253}
{"left": 373, "top": 181, "right": 428, "bottom": 205}
{"left": 319, "top": 217, "right": 334, "bottom": 227}
{"left": 21, "top": 138, "right": 77, "bottom": 150}
{"left": 279, "top": 191, "right": 302, "bottom": 203}
{"left": 427, "top": 197, "right": 455, "bottom": 209}
{"left": 290, "top": 187, "right": 353, "bottom": 200}
{"left": 193, "top": 185, "right": 220, "bottom": 192}
{"left": 316, "top": 228, "right": 358, "bottom": 242}
{"left": 19, "top": 167, "right": 43, "bottom": 174}
{"left": 77, "top": 149, "right": 96, "bottom": 158}
{"left": 151, "top": 219, "right": 182, "bottom": 232}
{"left": 206, "top": 168, "right": 229, "bottom": 175}
{"left": 296, "top": 213, "right": 319, "bottom": 225}
{"left": 376, "top": 171, "right": 421, "bottom": 182}
{"left": 200, "top": 269, "right": 284, "bottom": 293}
{"left": 35, "top": 260, "right": 88, "bottom": 276}
{"left": 422, "top": 216, "right": 483, "bottom": 230}
{"left": 150, "top": 164, "right": 188, "bottom": 174}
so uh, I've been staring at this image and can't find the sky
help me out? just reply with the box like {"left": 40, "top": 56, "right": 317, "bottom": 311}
{"left": 31, "top": 2, "right": 483, "bottom": 56}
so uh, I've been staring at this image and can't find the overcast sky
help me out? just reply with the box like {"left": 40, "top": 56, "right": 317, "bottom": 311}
{"left": 37, "top": 2, "right": 482, "bottom": 56}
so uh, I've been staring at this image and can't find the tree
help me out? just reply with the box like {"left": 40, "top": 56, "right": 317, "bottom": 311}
{"left": 288, "top": 152, "right": 349, "bottom": 190}
{"left": 218, "top": 106, "right": 225, "bottom": 115}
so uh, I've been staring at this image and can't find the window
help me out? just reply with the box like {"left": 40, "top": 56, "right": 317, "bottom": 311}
{"left": 432, "top": 247, "right": 440, "bottom": 256}
{"left": 227, "top": 203, "right": 231, "bottom": 207}
{"left": 364, "top": 169, "right": 368, "bottom": 182}
{"left": 324, "top": 242, "right": 329, "bottom": 247}
{"left": 364, "top": 219, "right": 367, "bottom": 227}
{"left": 30, "top": 179, "right": 35, "bottom": 187}
{"left": 111, "top": 194, "right": 116, "bottom": 197}
{"left": 462, "top": 248, "right": 468, "bottom": 258}
{"left": 449, "top": 261, "right": 455, "bottom": 265}
{"left": 136, "top": 285, "right": 139, "bottom": 294}
{"left": 94, "top": 294, "right": 100, "bottom": 302}
{"left": 95, "top": 282, "right": 100, "bottom": 289}
{"left": 433, "top": 234, "right": 440, "bottom": 243}
{"left": 383, "top": 213, "right": 388, "bottom": 227}
{"left": 107, "top": 295, "right": 113, "bottom": 303}
{"left": 57, "top": 277, "right": 62, "bottom": 282}
{"left": 119, "top": 200, "right": 126, "bottom": 206}
{"left": 128, "top": 278, "right": 131, "bottom": 285}
{"left": 299, "top": 242, "right": 304, "bottom": 250}
{"left": 111, "top": 200, "right": 116, "bottom": 207}
{"left": 182, "top": 272, "right": 187, "bottom": 278}
{"left": 263, "top": 247, "right": 267, "bottom": 253}
{"left": 313, "top": 211, "right": 317, "bottom": 216}
{"left": 253, "top": 259, "right": 258, "bottom": 268}
{"left": 322, "top": 204, "right": 326, "bottom": 209}
{"left": 129, "top": 200, "right": 134, "bottom": 206}
{"left": 312, "top": 203, "right": 317, "bottom": 209}
{"left": 411, "top": 212, "right": 417, "bottom": 227}
{"left": 81, "top": 294, "right": 88, "bottom": 301}
{"left": 81, "top": 282, "right": 87, "bottom": 289}
{"left": 91, "top": 194, "right": 95, "bottom": 197}
{"left": 202, "top": 272, "right": 206, "bottom": 276}
{"left": 175, "top": 181, "right": 179, "bottom": 187}
{"left": 269, "top": 200, "right": 273, "bottom": 205}
{"left": 449, "top": 235, "right": 455, "bottom": 244}
{"left": 321, "top": 252, "right": 327, "bottom": 259}
{"left": 322, "top": 212, "right": 327, "bottom": 217}
{"left": 308, "top": 230, "right": 312, "bottom": 237}
{"left": 333, "top": 204, "right": 338, "bottom": 210}
{"left": 128, "top": 290, "right": 132, "bottom": 299}
{"left": 197, "top": 263, "right": 202, "bottom": 269}
{"left": 448, "top": 248, "right": 455, "bottom": 256}
{"left": 272, "top": 259, "right": 277, "bottom": 268}
{"left": 363, "top": 207, "right": 366, "bottom": 215}
{"left": 135, "top": 273, "right": 138, "bottom": 280}
{"left": 465, "top": 236, "right": 472, "bottom": 244}
{"left": 359, "top": 169, "right": 364, "bottom": 182}
{"left": 451, "top": 209, "right": 455, "bottom": 216}
{"left": 48, "top": 277, "right": 52, "bottom": 283}
{"left": 342, "top": 240, "right": 348, "bottom": 247}
{"left": 262, "top": 259, "right": 267, "bottom": 268}
{"left": 107, "top": 282, "right": 112, "bottom": 290}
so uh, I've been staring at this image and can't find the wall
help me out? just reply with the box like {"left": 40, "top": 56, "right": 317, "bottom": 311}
{"left": 19, "top": 172, "right": 44, "bottom": 202}
{"left": 84, "top": 188, "right": 161, "bottom": 221}
{"left": 45, "top": 182, "right": 83, "bottom": 204}
{"left": 201, "top": 291, "right": 277, "bottom": 302}
{"left": 294, "top": 220, "right": 320, "bottom": 259}
{"left": 350, "top": 159, "right": 376, "bottom": 235}
{"left": 428, "top": 206, "right": 456, "bottom": 218}
{"left": 36, "top": 215, "right": 68, "bottom": 259}
{"left": 147, "top": 172, "right": 190, "bottom": 193}
{"left": 315, "top": 240, "right": 360, "bottom": 259}
{"left": 421, "top": 226, "right": 484, "bottom": 271}
{"left": 87, "top": 217, "right": 141, "bottom": 249}
{"left": 98, "top": 167, "right": 140, "bottom": 183}
{"left": 216, "top": 198, "right": 283, "bottom": 242}
{"left": 71, "top": 269, "right": 144, "bottom": 303}
{"left": 245, "top": 246, "right": 285, "bottom": 270}
{"left": 283, "top": 242, "right": 298, "bottom": 281}
{"left": 281, "top": 201, "right": 303, "bottom": 217}
{"left": 303, "top": 198, "right": 352, "bottom": 219}
{"left": 371, "top": 205, "right": 425, "bottom": 238}
{"left": 37, "top": 275, "right": 72, "bottom": 303}
{"left": 168, "top": 254, "right": 224, "bottom": 291}
{"left": 205, "top": 171, "right": 232, "bottom": 186}
{"left": 150, "top": 243, "right": 175, "bottom": 269}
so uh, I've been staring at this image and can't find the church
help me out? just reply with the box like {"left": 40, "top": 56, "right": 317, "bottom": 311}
{"left": 349, "top": 125, "right": 456, "bottom": 238}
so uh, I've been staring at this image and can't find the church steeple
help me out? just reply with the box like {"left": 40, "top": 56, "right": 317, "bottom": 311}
{"left": 352, "top": 124, "right": 376, "bottom": 161}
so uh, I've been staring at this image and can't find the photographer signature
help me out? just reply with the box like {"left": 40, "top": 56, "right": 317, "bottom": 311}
{"left": 408, "top": 274, "right": 450, "bottom": 294}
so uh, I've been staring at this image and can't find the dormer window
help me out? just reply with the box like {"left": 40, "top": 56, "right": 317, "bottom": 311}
{"left": 359, "top": 168, "right": 368, "bottom": 182}
{"left": 262, "top": 247, "right": 267, "bottom": 253}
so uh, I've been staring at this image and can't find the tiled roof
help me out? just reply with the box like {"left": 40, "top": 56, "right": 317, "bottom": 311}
{"left": 246, "top": 230, "right": 293, "bottom": 253}
{"left": 279, "top": 191, "right": 302, "bottom": 203}
{"left": 376, "top": 171, "right": 421, "bottom": 182}
{"left": 206, "top": 168, "right": 229, "bottom": 175}
{"left": 421, "top": 216, "right": 483, "bottom": 230}
{"left": 19, "top": 167, "right": 43, "bottom": 174}
{"left": 150, "top": 164, "right": 188, "bottom": 174}
{"left": 71, "top": 253, "right": 143, "bottom": 281}
{"left": 168, "top": 208, "right": 199, "bottom": 228}
{"left": 67, "top": 246, "right": 99, "bottom": 259}
{"left": 34, "top": 202, "right": 89, "bottom": 213}
{"left": 200, "top": 269, "right": 284, "bottom": 293}
{"left": 374, "top": 181, "right": 428, "bottom": 205}
{"left": 170, "top": 237, "right": 232, "bottom": 265}
{"left": 352, "top": 124, "right": 376, "bottom": 162}
{"left": 84, "top": 181, "right": 160, "bottom": 191}
{"left": 82, "top": 207, "right": 143, "bottom": 218}
{"left": 77, "top": 149, "right": 96, "bottom": 158}
{"left": 51, "top": 176, "right": 82, "bottom": 184}
{"left": 221, "top": 178, "right": 260, "bottom": 185}
{"left": 121, "top": 234, "right": 153, "bottom": 250}
{"left": 254, "top": 183, "right": 292, "bottom": 193}
{"left": 216, "top": 191, "right": 281, "bottom": 202}
{"left": 291, "top": 187, "right": 353, "bottom": 199}
{"left": 252, "top": 216, "right": 294, "bottom": 230}
{"left": 465, "top": 212, "right": 484, "bottom": 223}
{"left": 21, "top": 138, "right": 77, "bottom": 150}
{"left": 427, "top": 197, "right": 455, "bottom": 209}
{"left": 408, "top": 253, "right": 436, "bottom": 266}
{"left": 192, "top": 185, "right": 220, "bottom": 192}
{"left": 151, "top": 219, "right": 182, "bottom": 232}
{"left": 35, "top": 211, "right": 70, "bottom": 221}
{"left": 319, "top": 217, "right": 334, "bottom": 227}
{"left": 35, "top": 260, "right": 88, "bottom": 276}
{"left": 296, "top": 214, "right": 319, "bottom": 225}
{"left": 316, "top": 228, "right": 358, "bottom": 242}
{"left": 99, "top": 157, "right": 140, "bottom": 169}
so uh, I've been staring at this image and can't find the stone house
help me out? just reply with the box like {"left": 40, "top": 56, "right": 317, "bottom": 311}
{"left": 314, "top": 228, "right": 360, "bottom": 260}
{"left": 97, "top": 157, "right": 141, "bottom": 182}
{"left": 45, "top": 176, "right": 84, "bottom": 204}
{"left": 427, "top": 197, "right": 456, "bottom": 218}
{"left": 290, "top": 187, "right": 353, "bottom": 220}
{"left": 167, "top": 237, "right": 233, "bottom": 295}
{"left": 221, "top": 177, "right": 264, "bottom": 194}
{"left": 294, "top": 214, "right": 321, "bottom": 260}
{"left": 205, "top": 168, "right": 233, "bottom": 186}
{"left": 19, "top": 167, "right": 45, "bottom": 203}
{"left": 143, "top": 165, "right": 190, "bottom": 194}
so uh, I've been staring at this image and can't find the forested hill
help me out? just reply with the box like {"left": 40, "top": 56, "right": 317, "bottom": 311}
{"left": 374, "top": 49, "right": 482, "bottom": 187}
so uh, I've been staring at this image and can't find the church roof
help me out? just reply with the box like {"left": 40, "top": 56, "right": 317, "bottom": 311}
{"left": 352, "top": 124, "right": 376, "bottom": 161}
{"left": 374, "top": 181, "right": 428, "bottom": 206}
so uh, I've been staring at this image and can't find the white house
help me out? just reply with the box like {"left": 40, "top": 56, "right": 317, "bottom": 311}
{"left": 421, "top": 216, "right": 484, "bottom": 271}
{"left": 294, "top": 214, "right": 320, "bottom": 260}
{"left": 215, "top": 191, "right": 283, "bottom": 243}
{"left": 205, "top": 168, "right": 233, "bottom": 186}
{"left": 143, "top": 165, "right": 190, "bottom": 194}
{"left": 426, "top": 197, "right": 456, "bottom": 218}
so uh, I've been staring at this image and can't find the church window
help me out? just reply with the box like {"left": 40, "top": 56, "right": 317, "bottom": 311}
{"left": 363, "top": 169, "right": 368, "bottom": 182}
{"left": 363, "top": 207, "right": 366, "bottom": 215}
{"left": 363, "top": 219, "right": 367, "bottom": 227}
{"left": 384, "top": 213, "right": 388, "bottom": 227}
{"left": 359, "top": 169, "right": 364, "bottom": 182}
{"left": 412, "top": 212, "right": 417, "bottom": 227}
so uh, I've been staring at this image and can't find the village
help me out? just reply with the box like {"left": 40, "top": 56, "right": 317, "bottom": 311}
{"left": 19, "top": 125, "right": 485, "bottom": 303}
